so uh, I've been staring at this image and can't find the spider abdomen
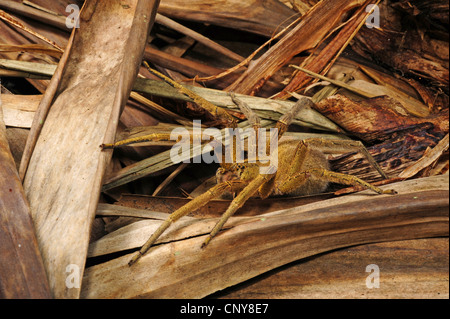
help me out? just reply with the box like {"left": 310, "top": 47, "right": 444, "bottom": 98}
{"left": 273, "top": 141, "right": 330, "bottom": 197}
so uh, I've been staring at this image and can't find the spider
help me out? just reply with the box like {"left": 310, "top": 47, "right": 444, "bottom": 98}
{"left": 102, "top": 68, "right": 396, "bottom": 266}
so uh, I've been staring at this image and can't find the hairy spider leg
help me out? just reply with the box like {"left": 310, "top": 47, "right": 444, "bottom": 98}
{"left": 299, "top": 138, "right": 390, "bottom": 179}
{"left": 230, "top": 92, "right": 260, "bottom": 164}
{"left": 280, "top": 168, "right": 397, "bottom": 195}
{"left": 101, "top": 133, "right": 204, "bottom": 149}
{"left": 277, "top": 152, "right": 397, "bottom": 196}
{"left": 101, "top": 129, "right": 233, "bottom": 168}
{"left": 144, "top": 61, "right": 236, "bottom": 127}
{"left": 273, "top": 97, "right": 314, "bottom": 140}
{"left": 201, "top": 173, "right": 274, "bottom": 248}
{"left": 128, "top": 180, "right": 247, "bottom": 266}
{"left": 230, "top": 92, "right": 261, "bottom": 138}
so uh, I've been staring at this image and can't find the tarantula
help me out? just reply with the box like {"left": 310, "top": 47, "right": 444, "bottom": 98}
{"left": 102, "top": 67, "right": 396, "bottom": 266}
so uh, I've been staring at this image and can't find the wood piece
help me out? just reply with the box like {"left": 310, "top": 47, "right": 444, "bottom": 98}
{"left": 115, "top": 192, "right": 335, "bottom": 218}
{"left": 0, "top": 43, "right": 63, "bottom": 59}
{"left": 0, "top": 105, "right": 51, "bottom": 298}
{"left": 0, "top": 1, "right": 67, "bottom": 94}
{"left": 5, "top": 127, "right": 29, "bottom": 172}
{"left": 0, "top": 58, "right": 56, "bottom": 77}
{"left": 314, "top": 94, "right": 449, "bottom": 143}
{"left": 294, "top": 68, "right": 431, "bottom": 119}
{"left": 289, "top": 65, "right": 377, "bottom": 99}
{"left": 358, "top": 65, "right": 431, "bottom": 118}
{"left": 144, "top": 47, "right": 234, "bottom": 85}
{"left": 155, "top": 14, "right": 244, "bottom": 63}
{"left": 0, "top": 0, "right": 69, "bottom": 31}
{"left": 276, "top": 1, "right": 375, "bottom": 99}
{"left": 0, "top": 7, "right": 64, "bottom": 52}
{"left": 0, "top": 94, "right": 40, "bottom": 128}
{"left": 213, "top": 238, "right": 449, "bottom": 299}
{"left": 399, "top": 133, "right": 450, "bottom": 178}
{"left": 158, "top": 0, "right": 297, "bottom": 37}
{"left": 21, "top": 0, "right": 160, "bottom": 298}
{"left": 97, "top": 203, "right": 196, "bottom": 221}
{"left": 331, "top": 122, "right": 446, "bottom": 182}
{"left": 227, "top": 0, "right": 370, "bottom": 95}
{"left": 18, "top": 30, "right": 75, "bottom": 180}
{"left": 354, "top": 24, "right": 449, "bottom": 90}
{"left": 81, "top": 175, "right": 448, "bottom": 299}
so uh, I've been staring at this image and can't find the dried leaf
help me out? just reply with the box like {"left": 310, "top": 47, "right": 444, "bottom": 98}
{"left": 20, "top": 0, "right": 160, "bottom": 298}
{"left": 0, "top": 104, "right": 51, "bottom": 298}
{"left": 399, "top": 134, "right": 450, "bottom": 178}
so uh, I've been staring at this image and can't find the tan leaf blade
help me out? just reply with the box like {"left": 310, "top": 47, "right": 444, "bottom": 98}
{"left": 20, "top": 0, "right": 160, "bottom": 298}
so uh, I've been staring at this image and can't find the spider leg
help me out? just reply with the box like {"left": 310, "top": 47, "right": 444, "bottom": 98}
{"left": 128, "top": 180, "right": 246, "bottom": 266}
{"left": 230, "top": 92, "right": 261, "bottom": 132}
{"left": 202, "top": 173, "right": 274, "bottom": 248}
{"left": 273, "top": 96, "right": 314, "bottom": 141}
{"left": 301, "top": 138, "right": 390, "bottom": 179}
{"left": 144, "top": 61, "right": 236, "bottom": 127}
{"left": 101, "top": 133, "right": 177, "bottom": 149}
{"left": 230, "top": 92, "right": 262, "bottom": 163}
{"left": 279, "top": 168, "right": 397, "bottom": 195}
{"left": 101, "top": 131, "right": 219, "bottom": 151}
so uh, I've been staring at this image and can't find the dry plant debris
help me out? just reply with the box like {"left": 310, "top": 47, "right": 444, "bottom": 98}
{"left": 0, "top": 0, "right": 448, "bottom": 299}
